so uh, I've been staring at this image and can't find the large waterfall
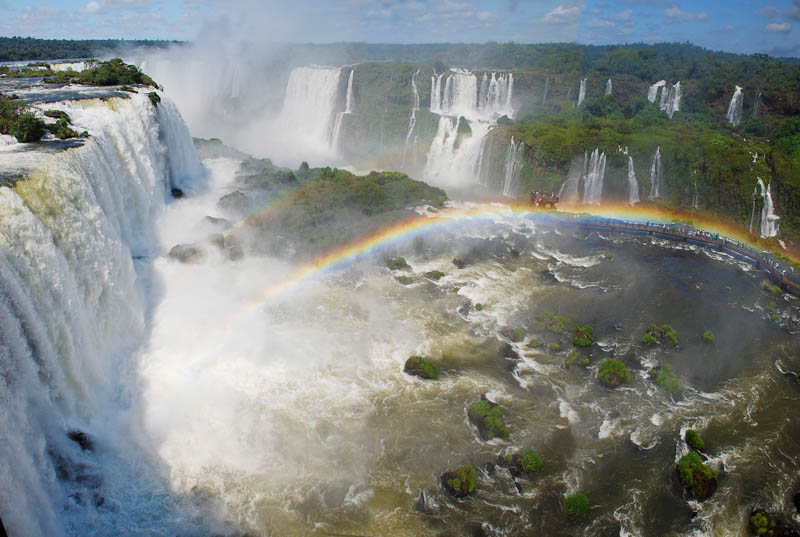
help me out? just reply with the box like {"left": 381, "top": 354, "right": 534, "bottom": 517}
{"left": 648, "top": 80, "right": 666, "bottom": 102}
{"left": 403, "top": 68, "right": 421, "bottom": 156}
{"left": 578, "top": 78, "right": 587, "bottom": 107}
{"left": 727, "top": 85, "right": 744, "bottom": 127}
{"left": 0, "top": 93, "right": 207, "bottom": 537}
{"left": 331, "top": 68, "right": 355, "bottom": 151}
{"left": 627, "top": 156, "right": 640, "bottom": 205}
{"left": 501, "top": 137, "right": 525, "bottom": 198}
{"left": 647, "top": 80, "right": 680, "bottom": 118}
{"left": 605, "top": 78, "right": 612, "bottom": 96}
{"left": 425, "top": 68, "right": 513, "bottom": 190}
{"left": 582, "top": 148, "right": 606, "bottom": 205}
{"left": 277, "top": 66, "right": 343, "bottom": 156}
{"left": 648, "top": 146, "right": 662, "bottom": 200}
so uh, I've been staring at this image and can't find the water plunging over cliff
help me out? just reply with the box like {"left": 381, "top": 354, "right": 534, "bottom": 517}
{"left": 502, "top": 137, "right": 524, "bottom": 198}
{"left": 403, "top": 68, "right": 421, "bottom": 158}
{"left": 578, "top": 78, "right": 587, "bottom": 107}
{"left": 331, "top": 68, "right": 355, "bottom": 152}
{"left": 605, "top": 79, "right": 612, "bottom": 96}
{"left": 649, "top": 146, "right": 662, "bottom": 200}
{"left": 582, "top": 148, "right": 606, "bottom": 205}
{"left": 278, "top": 66, "right": 343, "bottom": 157}
{"left": 756, "top": 177, "right": 780, "bottom": 237}
{"left": 627, "top": 156, "right": 640, "bottom": 205}
{"left": 727, "top": 85, "right": 744, "bottom": 127}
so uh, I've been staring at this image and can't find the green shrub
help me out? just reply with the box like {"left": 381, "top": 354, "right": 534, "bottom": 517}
{"left": 685, "top": 429, "right": 704, "bottom": 451}
{"left": 660, "top": 324, "right": 678, "bottom": 345}
{"left": 425, "top": 270, "right": 445, "bottom": 281}
{"left": 526, "top": 337, "right": 540, "bottom": 348}
{"left": 474, "top": 303, "right": 484, "bottom": 311}
{"left": 565, "top": 349, "right": 579, "bottom": 368}
{"left": 468, "top": 399, "right": 510, "bottom": 440}
{"left": 148, "top": 91, "right": 161, "bottom": 107}
{"left": 763, "top": 281, "right": 782, "bottom": 296}
{"left": 564, "top": 493, "right": 589, "bottom": 517}
{"left": 766, "top": 301, "right": 776, "bottom": 313}
{"left": 642, "top": 332, "right": 658, "bottom": 345}
{"left": 502, "top": 327, "right": 525, "bottom": 342}
{"left": 446, "top": 464, "right": 477, "bottom": 496}
{"left": 580, "top": 358, "right": 590, "bottom": 366}
{"left": 677, "top": 451, "right": 718, "bottom": 499}
{"left": 605, "top": 253, "right": 614, "bottom": 260}
{"left": 572, "top": 324, "right": 593, "bottom": 347}
{"left": 702, "top": 330, "right": 715, "bottom": 343}
{"left": 9, "top": 112, "right": 45, "bottom": 142}
{"left": 749, "top": 511, "right": 769, "bottom": 536}
{"left": 598, "top": 359, "right": 632, "bottom": 387}
{"left": 771, "top": 313, "right": 781, "bottom": 322}
{"left": 655, "top": 364, "right": 684, "bottom": 393}
{"left": 396, "top": 275, "right": 414, "bottom": 285}
{"left": 519, "top": 449, "right": 542, "bottom": 473}
{"left": 535, "top": 311, "right": 566, "bottom": 334}
{"left": 549, "top": 343, "right": 560, "bottom": 352}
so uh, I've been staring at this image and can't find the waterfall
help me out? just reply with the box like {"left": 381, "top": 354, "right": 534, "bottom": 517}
{"left": 582, "top": 148, "right": 606, "bottom": 205}
{"left": 648, "top": 80, "right": 666, "bottom": 102}
{"left": 422, "top": 116, "right": 493, "bottom": 189}
{"left": 727, "top": 85, "right": 744, "bottom": 127}
{"left": 424, "top": 68, "right": 513, "bottom": 190}
{"left": 753, "top": 91, "right": 762, "bottom": 119}
{"left": 749, "top": 184, "right": 758, "bottom": 234}
{"left": 660, "top": 82, "right": 681, "bottom": 119}
{"left": 756, "top": 178, "right": 780, "bottom": 237}
{"left": 648, "top": 146, "right": 662, "bottom": 200}
{"left": 278, "top": 66, "right": 343, "bottom": 154}
{"left": 692, "top": 172, "right": 699, "bottom": 209}
{"left": 578, "top": 78, "right": 587, "bottom": 106}
{"left": 0, "top": 93, "right": 206, "bottom": 537}
{"left": 605, "top": 79, "right": 612, "bottom": 96}
{"left": 331, "top": 68, "right": 355, "bottom": 151}
{"left": 403, "top": 68, "right": 421, "bottom": 162}
{"left": 502, "top": 137, "right": 524, "bottom": 198}
{"left": 557, "top": 152, "right": 586, "bottom": 205}
{"left": 627, "top": 156, "right": 639, "bottom": 205}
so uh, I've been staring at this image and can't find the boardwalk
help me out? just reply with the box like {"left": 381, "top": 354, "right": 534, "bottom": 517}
{"left": 578, "top": 219, "right": 800, "bottom": 297}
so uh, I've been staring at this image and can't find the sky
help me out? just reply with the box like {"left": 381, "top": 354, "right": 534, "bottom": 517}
{"left": 2, "top": 0, "right": 799, "bottom": 57}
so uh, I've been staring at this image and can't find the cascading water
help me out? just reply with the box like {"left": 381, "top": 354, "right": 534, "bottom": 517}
{"left": 648, "top": 146, "right": 662, "bottom": 200}
{"left": 627, "top": 156, "right": 639, "bottom": 205}
{"left": 501, "top": 137, "right": 524, "bottom": 198}
{"left": 403, "top": 68, "right": 421, "bottom": 157}
{"left": 647, "top": 80, "right": 666, "bottom": 103}
{"left": 0, "top": 93, "right": 207, "bottom": 537}
{"left": 578, "top": 78, "right": 587, "bottom": 106}
{"left": 277, "top": 66, "right": 343, "bottom": 156}
{"left": 331, "top": 68, "right": 355, "bottom": 151}
{"left": 756, "top": 177, "right": 780, "bottom": 237}
{"left": 605, "top": 78, "right": 612, "bottom": 96}
{"left": 727, "top": 85, "right": 744, "bottom": 127}
{"left": 425, "top": 68, "right": 514, "bottom": 190}
{"left": 542, "top": 76, "right": 549, "bottom": 104}
{"left": 661, "top": 82, "right": 681, "bottom": 119}
{"left": 582, "top": 148, "right": 606, "bottom": 205}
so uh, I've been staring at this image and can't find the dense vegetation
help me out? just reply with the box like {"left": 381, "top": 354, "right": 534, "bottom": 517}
{"left": 0, "top": 36, "right": 176, "bottom": 61}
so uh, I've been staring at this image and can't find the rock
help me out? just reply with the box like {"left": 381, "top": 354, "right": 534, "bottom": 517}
{"left": 170, "top": 187, "right": 184, "bottom": 198}
{"left": 0, "top": 514, "right": 7, "bottom": 537}
{"left": 677, "top": 452, "right": 718, "bottom": 500}
{"left": 749, "top": 509, "right": 800, "bottom": 537}
{"left": 203, "top": 215, "right": 232, "bottom": 229}
{"left": 794, "top": 490, "right": 800, "bottom": 512}
{"left": 452, "top": 257, "right": 466, "bottom": 269}
{"left": 441, "top": 464, "right": 477, "bottom": 499}
{"left": 217, "top": 190, "right": 250, "bottom": 213}
{"left": 168, "top": 244, "right": 205, "bottom": 264}
{"left": 468, "top": 395, "right": 510, "bottom": 440}
{"left": 458, "top": 301, "right": 472, "bottom": 316}
{"left": 501, "top": 449, "right": 543, "bottom": 477}
{"left": 403, "top": 356, "right": 438, "bottom": 380}
{"left": 67, "top": 430, "right": 93, "bottom": 451}
{"left": 386, "top": 257, "right": 410, "bottom": 270}
{"left": 415, "top": 490, "right": 439, "bottom": 515}
{"left": 425, "top": 270, "right": 445, "bottom": 281}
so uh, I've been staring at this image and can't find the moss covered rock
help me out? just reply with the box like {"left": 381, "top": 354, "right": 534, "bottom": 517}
{"left": 654, "top": 364, "right": 684, "bottom": 394}
{"left": 747, "top": 509, "right": 799, "bottom": 536}
{"left": 386, "top": 257, "right": 410, "bottom": 270}
{"left": 425, "top": 270, "right": 445, "bottom": 281}
{"left": 503, "top": 449, "right": 542, "bottom": 477}
{"left": 685, "top": 429, "right": 705, "bottom": 451}
{"left": 501, "top": 327, "right": 526, "bottom": 343}
{"left": 168, "top": 244, "right": 205, "bottom": 264}
{"left": 598, "top": 359, "right": 632, "bottom": 387}
{"left": 468, "top": 396, "right": 510, "bottom": 440}
{"left": 572, "top": 324, "right": 593, "bottom": 347}
{"left": 403, "top": 356, "right": 438, "bottom": 379}
{"left": 677, "top": 451, "right": 718, "bottom": 500}
{"left": 441, "top": 464, "right": 477, "bottom": 498}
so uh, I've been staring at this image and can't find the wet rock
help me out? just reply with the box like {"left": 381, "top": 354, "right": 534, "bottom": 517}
{"left": 468, "top": 395, "right": 510, "bottom": 440}
{"left": 168, "top": 244, "right": 205, "bottom": 264}
{"left": 677, "top": 452, "right": 717, "bottom": 500}
{"left": 441, "top": 464, "right": 477, "bottom": 499}
{"left": 67, "top": 430, "right": 93, "bottom": 451}
{"left": 203, "top": 215, "right": 232, "bottom": 230}
{"left": 171, "top": 187, "right": 184, "bottom": 198}
{"left": 403, "top": 356, "right": 438, "bottom": 380}
{"left": 452, "top": 257, "right": 466, "bottom": 269}
{"left": 386, "top": 257, "right": 410, "bottom": 270}
{"left": 794, "top": 489, "right": 800, "bottom": 512}
{"left": 0, "top": 514, "right": 7, "bottom": 537}
{"left": 458, "top": 301, "right": 472, "bottom": 316}
{"left": 749, "top": 509, "right": 800, "bottom": 537}
{"left": 415, "top": 489, "right": 440, "bottom": 515}
{"left": 217, "top": 190, "right": 250, "bottom": 214}
{"left": 499, "top": 342, "right": 520, "bottom": 361}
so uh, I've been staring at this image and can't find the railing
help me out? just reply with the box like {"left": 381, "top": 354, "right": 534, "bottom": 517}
{"left": 578, "top": 219, "right": 800, "bottom": 296}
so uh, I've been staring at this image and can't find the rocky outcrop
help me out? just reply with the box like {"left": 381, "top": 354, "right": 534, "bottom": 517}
{"left": 441, "top": 464, "right": 477, "bottom": 499}
{"left": 403, "top": 356, "right": 438, "bottom": 379}
{"left": 168, "top": 243, "right": 205, "bottom": 264}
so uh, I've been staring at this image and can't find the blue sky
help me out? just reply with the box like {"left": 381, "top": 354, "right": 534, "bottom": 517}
{"left": 2, "top": 0, "right": 799, "bottom": 57}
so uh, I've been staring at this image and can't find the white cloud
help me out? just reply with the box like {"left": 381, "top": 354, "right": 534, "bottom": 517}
{"left": 84, "top": 1, "right": 100, "bottom": 13}
{"left": 586, "top": 18, "right": 615, "bottom": 28}
{"left": 477, "top": 10, "right": 497, "bottom": 22}
{"left": 664, "top": 4, "right": 707, "bottom": 23}
{"left": 766, "top": 21, "right": 792, "bottom": 33}
{"left": 542, "top": 3, "right": 582, "bottom": 24}
{"left": 759, "top": 5, "right": 780, "bottom": 18}
{"left": 613, "top": 9, "right": 633, "bottom": 22}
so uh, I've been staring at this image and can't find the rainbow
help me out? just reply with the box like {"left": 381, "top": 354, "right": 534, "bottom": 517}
{"left": 205, "top": 199, "right": 786, "bottom": 347}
